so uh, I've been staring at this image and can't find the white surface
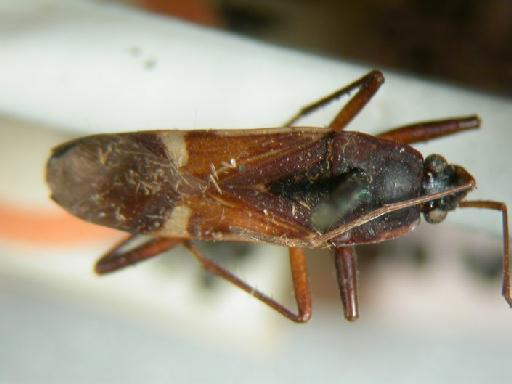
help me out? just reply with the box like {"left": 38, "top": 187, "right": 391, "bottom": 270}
{"left": 1, "top": 249, "right": 511, "bottom": 384}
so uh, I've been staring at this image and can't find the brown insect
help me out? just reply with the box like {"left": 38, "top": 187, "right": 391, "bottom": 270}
{"left": 46, "top": 70, "right": 510, "bottom": 322}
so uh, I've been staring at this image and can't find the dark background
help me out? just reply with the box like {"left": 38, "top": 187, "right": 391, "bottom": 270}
{"left": 128, "top": 0, "right": 512, "bottom": 97}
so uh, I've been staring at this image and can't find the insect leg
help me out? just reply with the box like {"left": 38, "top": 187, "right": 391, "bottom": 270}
{"left": 334, "top": 247, "right": 359, "bottom": 321}
{"left": 459, "top": 200, "right": 511, "bottom": 307}
{"left": 95, "top": 235, "right": 182, "bottom": 274}
{"left": 377, "top": 115, "right": 480, "bottom": 144}
{"left": 183, "top": 241, "right": 312, "bottom": 323}
{"left": 282, "top": 70, "right": 384, "bottom": 131}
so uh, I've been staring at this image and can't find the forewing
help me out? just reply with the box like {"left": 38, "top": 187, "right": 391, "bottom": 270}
{"left": 154, "top": 127, "right": 331, "bottom": 242}
{"left": 47, "top": 128, "right": 328, "bottom": 240}
{"left": 47, "top": 132, "right": 203, "bottom": 233}
{"left": 175, "top": 127, "right": 330, "bottom": 184}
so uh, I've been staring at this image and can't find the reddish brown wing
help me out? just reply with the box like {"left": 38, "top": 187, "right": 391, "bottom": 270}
{"left": 46, "top": 128, "right": 329, "bottom": 244}
{"left": 179, "top": 127, "right": 330, "bottom": 184}
{"left": 159, "top": 128, "right": 331, "bottom": 244}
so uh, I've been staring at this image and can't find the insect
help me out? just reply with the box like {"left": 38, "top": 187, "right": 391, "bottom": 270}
{"left": 46, "top": 70, "right": 510, "bottom": 322}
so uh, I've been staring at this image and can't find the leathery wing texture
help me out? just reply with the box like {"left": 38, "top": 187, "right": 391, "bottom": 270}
{"left": 46, "top": 128, "right": 423, "bottom": 248}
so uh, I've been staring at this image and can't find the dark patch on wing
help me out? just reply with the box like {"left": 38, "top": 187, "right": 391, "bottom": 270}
{"left": 47, "top": 133, "right": 190, "bottom": 233}
{"left": 131, "top": 132, "right": 169, "bottom": 158}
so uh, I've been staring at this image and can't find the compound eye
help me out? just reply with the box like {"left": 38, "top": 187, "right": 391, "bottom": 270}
{"left": 423, "top": 208, "right": 448, "bottom": 224}
{"left": 424, "top": 154, "right": 447, "bottom": 174}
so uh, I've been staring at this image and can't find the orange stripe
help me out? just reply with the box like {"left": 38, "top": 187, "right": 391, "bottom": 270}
{"left": 0, "top": 202, "right": 124, "bottom": 248}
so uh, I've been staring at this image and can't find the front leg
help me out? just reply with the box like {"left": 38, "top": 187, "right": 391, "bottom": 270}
{"left": 334, "top": 246, "right": 359, "bottom": 321}
{"left": 377, "top": 115, "right": 480, "bottom": 144}
{"left": 459, "top": 200, "right": 511, "bottom": 307}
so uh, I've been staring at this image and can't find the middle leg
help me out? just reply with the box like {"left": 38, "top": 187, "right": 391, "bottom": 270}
{"left": 184, "top": 242, "right": 312, "bottom": 323}
{"left": 282, "top": 70, "right": 384, "bottom": 132}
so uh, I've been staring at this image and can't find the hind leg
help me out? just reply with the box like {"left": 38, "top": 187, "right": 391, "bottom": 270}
{"left": 96, "top": 236, "right": 313, "bottom": 323}
{"left": 95, "top": 235, "right": 182, "bottom": 274}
